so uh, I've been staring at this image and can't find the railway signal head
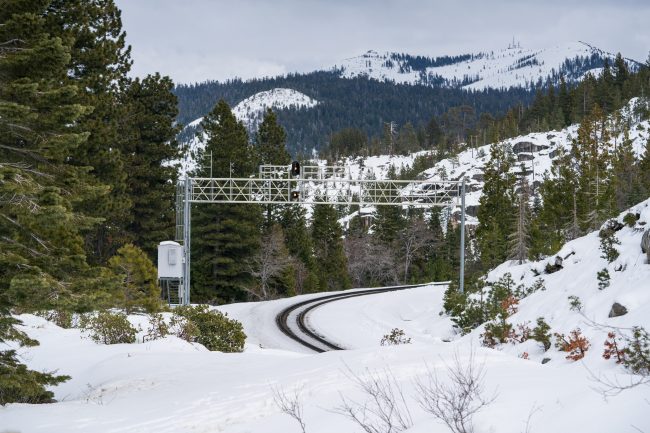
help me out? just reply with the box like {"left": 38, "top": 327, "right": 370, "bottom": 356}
{"left": 291, "top": 189, "right": 300, "bottom": 201}
{"left": 291, "top": 161, "right": 300, "bottom": 177}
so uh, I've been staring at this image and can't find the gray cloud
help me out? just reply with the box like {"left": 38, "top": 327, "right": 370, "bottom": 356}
{"left": 116, "top": 0, "right": 650, "bottom": 84}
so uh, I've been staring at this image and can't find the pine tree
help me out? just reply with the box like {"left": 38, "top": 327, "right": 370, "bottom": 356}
{"left": 640, "top": 137, "right": 650, "bottom": 197}
{"left": 0, "top": 0, "right": 121, "bottom": 404}
{"left": 613, "top": 53, "right": 630, "bottom": 91}
{"left": 426, "top": 116, "right": 443, "bottom": 148}
{"left": 311, "top": 202, "right": 351, "bottom": 291}
{"left": 122, "top": 73, "right": 181, "bottom": 257}
{"left": 476, "top": 142, "right": 517, "bottom": 269}
{"left": 44, "top": 0, "right": 134, "bottom": 263}
{"left": 191, "top": 100, "right": 262, "bottom": 303}
{"left": 509, "top": 171, "right": 531, "bottom": 264}
{"left": 279, "top": 205, "right": 319, "bottom": 293}
{"left": 256, "top": 109, "right": 291, "bottom": 227}
{"left": 572, "top": 105, "right": 614, "bottom": 230}
{"left": 0, "top": 0, "right": 116, "bottom": 313}
{"left": 373, "top": 165, "right": 405, "bottom": 244}
{"left": 611, "top": 130, "right": 641, "bottom": 210}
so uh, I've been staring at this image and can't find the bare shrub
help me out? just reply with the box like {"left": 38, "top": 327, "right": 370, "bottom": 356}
{"left": 335, "top": 366, "right": 413, "bottom": 433}
{"left": 415, "top": 350, "right": 496, "bottom": 433}
{"left": 272, "top": 386, "right": 307, "bottom": 433}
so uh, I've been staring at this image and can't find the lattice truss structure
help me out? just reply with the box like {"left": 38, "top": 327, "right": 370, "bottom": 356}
{"left": 173, "top": 165, "right": 467, "bottom": 305}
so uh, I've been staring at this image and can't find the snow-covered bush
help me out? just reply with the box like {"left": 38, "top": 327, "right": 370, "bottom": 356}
{"left": 380, "top": 328, "right": 412, "bottom": 346}
{"left": 35, "top": 310, "right": 73, "bottom": 328}
{"left": 622, "top": 212, "right": 638, "bottom": 227}
{"left": 79, "top": 311, "right": 137, "bottom": 345}
{"left": 602, "top": 332, "right": 625, "bottom": 364}
{"left": 599, "top": 226, "right": 621, "bottom": 263}
{"left": 531, "top": 318, "right": 552, "bottom": 351}
{"left": 173, "top": 305, "right": 246, "bottom": 352}
{"left": 108, "top": 244, "right": 162, "bottom": 314}
{"left": 555, "top": 328, "right": 590, "bottom": 361}
{"left": 623, "top": 326, "right": 650, "bottom": 375}
{"left": 597, "top": 268, "right": 611, "bottom": 290}
{"left": 143, "top": 313, "right": 169, "bottom": 342}
{"left": 567, "top": 295, "right": 583, "bottom": 312}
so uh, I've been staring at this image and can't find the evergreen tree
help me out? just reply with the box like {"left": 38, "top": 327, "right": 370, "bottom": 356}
{"left": 311, "top": 202, "right": 351, "bottom": 291}
{"left": 0, "top": 0, "right": 121, "bottom": 404}
{"left": 613, "top": 53, "right": 630, "bottom": 91}
{"left": 257, "top": 108, "right": 291, "bottom": 166}
{"left": 571, "top": 105, "right": 614, "bottom": 230}
{"left": 537, "top": 148, "right": 578, "bottom": 249}
{"left": 476, "top": 142, "right": 516, "bottom": 269}
{"left": 426, "top": 116, "right": 443, "bottom": 149}
{"left": 256, "top": 109, "right": 291, "bottom": 227}
{"left": 0, "top": 0, "right": 116, "bottom": 313}
{"left": 191, "top": 100, "right": 262, "bottom": 303}
{"left": 45, "top": 0, "right": 134, "bottom": 263}
{"left": 279, "top": 205, "right": 319, "bottom": 293}
{"left": 373, "top": 165, "right": 405, "bottom": 244}
{"left": 509, "top": 171, "right": 531, "bottom": 264}
{"left": 122, "top": 73, "right": 181, "bottom": 256}
{"left": 611, "top": 130, "right": 642, "bottom": 210}
{"left": 640, "top": 137, "right": 650, "bottom": 197}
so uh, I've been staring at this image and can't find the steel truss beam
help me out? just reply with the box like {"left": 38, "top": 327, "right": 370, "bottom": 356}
{"left": 175, "top": 166, "right": 466, "bottom": 305}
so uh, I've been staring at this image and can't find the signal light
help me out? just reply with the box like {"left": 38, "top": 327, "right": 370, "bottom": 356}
{"left": 291, "top": 161, "right": 300, "bottom": 177}
{"left": 291, "top": 190, "right": 300, "bottom": 201}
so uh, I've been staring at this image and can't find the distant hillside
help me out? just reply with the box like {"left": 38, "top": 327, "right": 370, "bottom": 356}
{"left": 175, "top": 72, "right": 534, "bottom": 154}
{"left": 174, "top": 42, "right": 641, "bottom": 155}
{"left": 337, "top": 42, "right": 640, "bottom": 90}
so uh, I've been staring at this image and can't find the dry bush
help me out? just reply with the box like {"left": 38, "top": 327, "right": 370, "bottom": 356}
{"left": 335, "top": 366, "right": 413, "bottom": 433}
{"left": 415, "top": 350, "right": 496, "bottom": 433}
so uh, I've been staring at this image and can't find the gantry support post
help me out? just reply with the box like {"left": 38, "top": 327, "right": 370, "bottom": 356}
{"left": 459, "top": 178, "right": 466, "bottom": 294}
{"left": 182, "top": 177, "right": 192, "bottom": 306}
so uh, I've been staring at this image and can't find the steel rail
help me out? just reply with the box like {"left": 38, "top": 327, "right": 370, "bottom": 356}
{"left": 275, "top": 282, "right": 448, "bottom": 353}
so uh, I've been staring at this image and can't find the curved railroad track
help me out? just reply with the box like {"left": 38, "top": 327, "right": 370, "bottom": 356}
{"left": 275, "top": 282, "right": 448, "bottom": 353}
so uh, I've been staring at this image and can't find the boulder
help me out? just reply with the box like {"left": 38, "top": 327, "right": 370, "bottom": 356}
{"left": 545, "top": 256, "right": 563, "bottom": 274}
{"left": 642, "top": 230, "right": 650, "bottom": 262}
{"left": 642, "top": 229, "right": 650, "bottom": 254}
{"left": 512, "top": 141, "right": 549, "bottom": 154}
{"left": 608, "top": 302, "right": 628, "bottom": 318}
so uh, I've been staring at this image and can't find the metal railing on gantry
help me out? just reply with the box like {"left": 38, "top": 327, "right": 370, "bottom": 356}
{"left": 173, "top": 164, "right": 467, "bottom": 305}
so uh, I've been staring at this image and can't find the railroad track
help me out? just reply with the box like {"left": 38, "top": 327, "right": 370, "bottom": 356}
{"left": 275, "top": 282, "right": 448, "bottom": 353}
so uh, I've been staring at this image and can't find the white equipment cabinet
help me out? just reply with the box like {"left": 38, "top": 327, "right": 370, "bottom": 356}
{"left": 157, "top": 241, "right": 184, "bottom": 304}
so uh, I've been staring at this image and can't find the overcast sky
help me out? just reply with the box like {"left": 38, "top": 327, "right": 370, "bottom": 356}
{"left": 115, "top": 0, "right": 650, "bottom": 85}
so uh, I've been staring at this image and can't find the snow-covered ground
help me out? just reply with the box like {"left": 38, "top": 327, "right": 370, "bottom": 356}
{"left": 337, "top": 41, "right": 640, "bottom": 90}
{"left": 4, "top": 198, "right": 650, "bottom": 432}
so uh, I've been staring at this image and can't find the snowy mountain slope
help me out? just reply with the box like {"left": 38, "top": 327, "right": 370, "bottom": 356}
{"left": 471, "top": 198, "right": 650, "bottom": 363}
{"left": 177, "top": 87, "right": 318, "bottom": 175}
{"left": 337, "top": 41, "right": 641, "bottom": 90}
{"left": 420, "top": 97, "right": 650, "bottom": 218}
{"left": 232, "top": 88, "right": 319, "bottom": 131}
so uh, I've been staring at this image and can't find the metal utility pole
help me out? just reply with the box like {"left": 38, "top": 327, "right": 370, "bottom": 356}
{"left": 459, "top": 178, "right": 466, "bottom": 294}
{"left": 182, "top": 177, "right": 192, "bottom": 305}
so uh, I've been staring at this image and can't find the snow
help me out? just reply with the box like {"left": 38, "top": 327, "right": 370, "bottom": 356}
{"left": 337, "top": 41, "right": 640, "bottom": 90}
{"left": 4, "top": 198, "right": 650, "bottom": 432}
{"left": 177, "top": 88, "right": 318, "bottom": 176}
{"left": 6, "top": 97, "right": 650, "bottom": 432}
